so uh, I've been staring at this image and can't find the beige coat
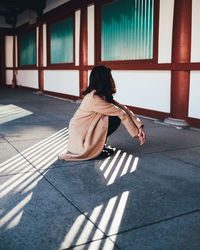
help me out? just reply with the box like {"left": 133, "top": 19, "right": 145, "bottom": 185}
{"left": 59, "top": 90, "right": 143, "bottom": 161}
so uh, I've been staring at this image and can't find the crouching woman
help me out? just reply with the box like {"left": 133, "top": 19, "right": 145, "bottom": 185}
{"left": 59, "top": 65, "right": 146, "bottom": 161}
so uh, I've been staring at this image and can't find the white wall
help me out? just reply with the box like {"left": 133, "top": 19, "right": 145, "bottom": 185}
{"left": 44, "top": 70, "right": 79, "bottom": 96}
{"left": 75, "top": 10, "right": 80, "bottom": 66}
{"left": 5, "top": 36, "right": 13, "bottom": 67}
{"left": 16, "top": 70, "right": 39, "bottom": 89}
{"left": 88, "top": 4, "right": 95, "bottom": 65}
{"left": 191, "top": 0, "right": 200, "bottom": 62}
{"left": 112, "top": 71, "right": 171, "bottom": 113}
{"left": 158, "top": 0, "right": 174, "bottom": 63}
{"left": 43, "top": 24, "right": 47, "bottom": 67}
{"left": 188, "top": 71, "right": 200, "bottom": 119}
{"left": 36, "top": 27, "right": 39, "bottom": 67}
{"left": 15, "top": 35, "right": 18, "bottom": 67}
{"left": 6, "top": 70, "right": 13, "bottom": 85}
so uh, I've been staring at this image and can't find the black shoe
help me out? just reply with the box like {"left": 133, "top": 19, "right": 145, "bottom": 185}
{"left": 103, "top": 145, "right": 115, "bottom": 156}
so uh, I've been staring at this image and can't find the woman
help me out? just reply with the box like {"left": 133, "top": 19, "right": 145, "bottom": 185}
{"left": 59, "top": 65, "right": 146, "bottom": 161}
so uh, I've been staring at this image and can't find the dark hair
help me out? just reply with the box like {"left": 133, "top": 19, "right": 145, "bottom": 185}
{"left": 82, "top": 65, "right": 116, "bottom": 103}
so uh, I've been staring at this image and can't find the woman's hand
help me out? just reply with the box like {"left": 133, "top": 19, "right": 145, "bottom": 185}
{"left": 138, "top": 127, "right": 146, "bottom": 146}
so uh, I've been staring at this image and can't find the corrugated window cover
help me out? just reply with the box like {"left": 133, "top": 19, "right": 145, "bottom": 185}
{"left": 19, "top": 31, "right": 36, "bottom": 65}
{"left": 102, "top": 0, "right": 154, "bottom": 61}
{"left": 50, "top": 17, "right": 73, "bottom": 64}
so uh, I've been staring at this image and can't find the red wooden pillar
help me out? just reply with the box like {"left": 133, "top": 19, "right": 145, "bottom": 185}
{"left": 38, "top": 23, "right": 44, "bottom": 91}
{"left": 166, "top": 0, "right": 192, "bottom": 127}
{"left": 79, "top": 3, "right": 88, "bottom": 97}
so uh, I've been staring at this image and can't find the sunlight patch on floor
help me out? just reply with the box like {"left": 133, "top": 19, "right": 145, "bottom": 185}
{"left": 59, "top": 191, "right": 130, "bottom": 250}
{"left": 0, "top": 104, "right": 33, "bottom": 125}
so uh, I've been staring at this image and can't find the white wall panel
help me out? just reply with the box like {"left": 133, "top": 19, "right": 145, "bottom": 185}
{"left": 112, "top": 71, "right": 171, "bottom": 113}
{"left": 88, "top": 5, "right": 95, "bottom": 65}
{"left": 5, "top": 36, "right": 13, "bottom": 67}
{"left": 158, "top": 0, "right": 174, "bottom": 63}
{"left": 191, "top": 0, "right": 200, "bottom": 62}
{"left": 43, "top": 24, "right": 47, "bottom": 67}
{"left": 15, "top": 35, "right": 18, "bottom": 67}
{"left": 17, "top": 70, "right": 39, "bottom": 89}
{"left": 44, "top": 70, "right": 79, "bottom": 96}
{"left": 75, "top": 10, "right": 80, "bottom": 66}
{"left": 189, "top": 71, "right": 200, "bottom": 118}
{"left": 36, "top": 27, "right": 39, "bottom": 67}
{"left": 6, "top": 70, "right": 13, "bottom": 85}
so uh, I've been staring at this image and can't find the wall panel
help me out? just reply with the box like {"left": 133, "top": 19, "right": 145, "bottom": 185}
{"left": 88, "top": 5, "right": 95, "bottom": 65}
{"left": 191, "top": 0, "right": 200, "bottom": 62}
{"left": 43, "top": 24, "right": 47, "bottom": 67}
{"left": 75, "top": 10, "right": 81, "bottom": 66}
{"left": 158, "top": 0, "right": 174, "bottom": 63}
{"left": 6, "top": 70, "right": 13, "bottom": 85}
{"left": 112, "top": 70, "right": 171, "bottom": 113}
{"left": 5, "top": 36, "right": 13, "bottom": 67}
{"left": 44, "top": 70, "right": 79, "bottom": 96}
{"left": 189, "top": 71, "right": 200, "bottom": 119}
{"left": 17, "top": 70, "right": 39, "bottom": 89}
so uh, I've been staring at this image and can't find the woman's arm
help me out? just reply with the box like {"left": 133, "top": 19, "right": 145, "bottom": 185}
{"left": 92, "top": 95, "right": 144, "bottom": 138}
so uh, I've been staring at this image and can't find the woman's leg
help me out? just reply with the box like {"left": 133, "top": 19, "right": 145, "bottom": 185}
{"left": 98, "top": 116, "right": 121, "bottom": 158}
{"left": 107, "top": 116, "right": 121, "bottom": 137}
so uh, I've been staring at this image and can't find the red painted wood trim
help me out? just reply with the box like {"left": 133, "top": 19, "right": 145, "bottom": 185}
{"left": 7, "top": 62, "right": 200, "bottom": 71}
{"left": 127, "top": 105, "right": 169, "bottom": 120}
{"left": 46, "top": 14, "right": 75, "bottom": 67}
{"left": 43, "top": 90, "right": 79, "bottom": 101}
{"left": 0, "top": 36, "right": 6, "bottom": 87}
{"left": 79, "top": 4, "right": 88, "bottom": 96}
{"left": 12, "top": 34, "right": 17, "bottom": 88}
{"left": 170, "top": 0, "right": 192, "bottom": 120}
{"left": 18, "top": 86, "right": 38, "bottom": 91}
{"left": 95, "top": 0, "right": 159, "bottom": 65}
{"left": 38, "top": 23, "right": 44, "bottom": 91}
{"left": 186, "top": 117, "right": 200, "bottom": 128}
{"left": 17, "top": 28, "right": 37, "bottom": 68}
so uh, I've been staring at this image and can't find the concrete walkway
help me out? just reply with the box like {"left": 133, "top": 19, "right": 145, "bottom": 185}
{"left": 0, "top": 88, "right": 200, "bottom": 250}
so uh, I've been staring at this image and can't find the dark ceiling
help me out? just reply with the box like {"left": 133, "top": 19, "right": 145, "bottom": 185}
{"left": 0, "top": 0, "right": 46, "bottom": 26}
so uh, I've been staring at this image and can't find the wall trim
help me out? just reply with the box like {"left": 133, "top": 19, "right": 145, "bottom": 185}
{"left": 43, "top": 90, "right": 80, "bottom": 100}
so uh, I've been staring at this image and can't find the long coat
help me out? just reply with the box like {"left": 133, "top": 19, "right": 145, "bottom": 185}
{"left": 59, "top": 90, "right": 143, "bottom": 161}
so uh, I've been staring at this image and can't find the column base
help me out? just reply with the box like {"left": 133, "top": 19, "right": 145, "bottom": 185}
{"left": 154, "top": 117, "right": 189, "bottom": 129}
{"left": 164, "top": 117, "right": 189, "bottom": 128}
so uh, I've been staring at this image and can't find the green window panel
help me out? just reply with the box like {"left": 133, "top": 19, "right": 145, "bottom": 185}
{"left": 102, "top": 0, "right": 154, "bottom": 61}
{"left": 50, "top": 17, "right": 74, "bottom": 64}
{"left": 19, "top": 31, "right": 36, "bottom": 65}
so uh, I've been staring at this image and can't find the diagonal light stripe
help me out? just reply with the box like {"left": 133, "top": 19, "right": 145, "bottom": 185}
{"left": 107, "top": 152, "right": 127, "bottom": 185}
{"left": 0, "top": 127, "right": 68, "bottom": 169}
{"left": 0, "top": 192, "right": 32, "bottom": 227}
{"left": 104, "top": 150, "right": 121, "bottom": 179}
{"left": 0, "top": 104, "right": 33, "bottom": 125}
{"left": 120, "top": 155, "right": 133, "bottom": 176}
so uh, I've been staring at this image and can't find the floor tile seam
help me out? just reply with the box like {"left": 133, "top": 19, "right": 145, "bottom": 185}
{"left": 2, "top": 137, "right": 56, "bottom": 143}
{"left": 3, "top": 136, "right": 121, "bottom": 249}
{"left": 168, "top": 156, "right": 200, "bottom": 170}
{"left": 33, "top": 174, "right": 121, "bottom": 250}
{"left": 0, "top": 163, "right": 92, "bottom": 176}
{"left": 61, "top": 236, "right": 121, "bottom": 250}
{"left": 106, "top": 208, "right": 200, "bottom": 239}
{"left": 138, "top": 144, "right": 200, "bottom": 156}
